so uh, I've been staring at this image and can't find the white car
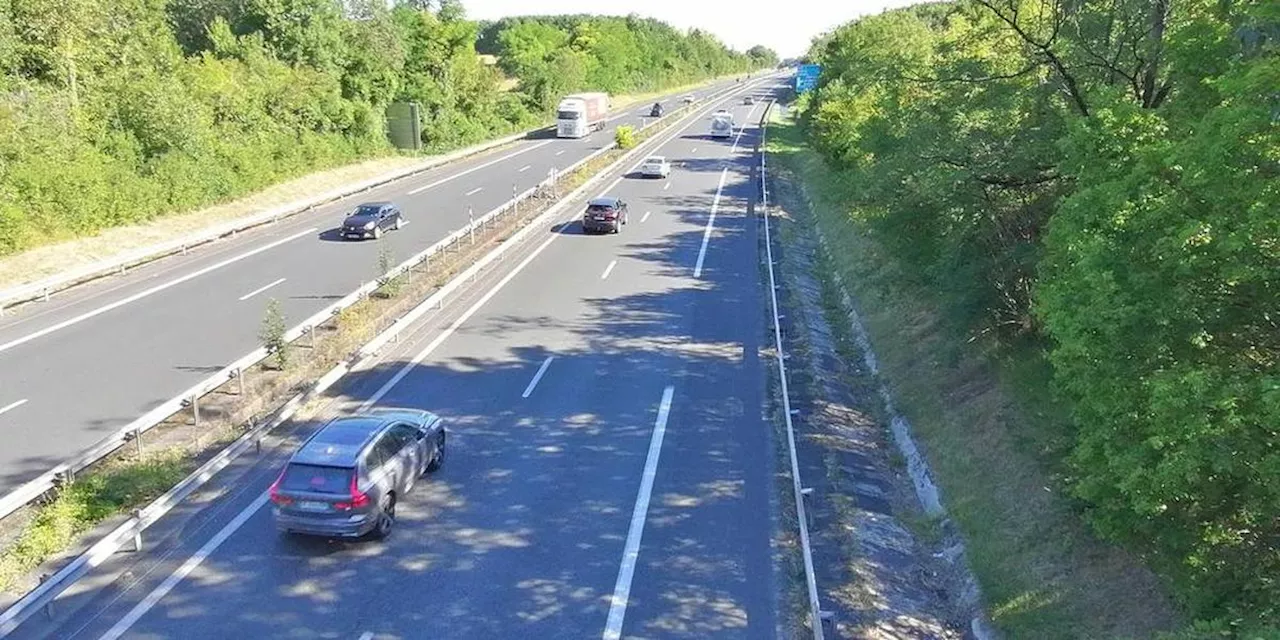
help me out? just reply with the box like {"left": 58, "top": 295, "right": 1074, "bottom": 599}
{"left": 639, "top": 155, "right": 671, "bottom": 179}
{"left": 682, "top": 94, "right": 695, "bottom": 104}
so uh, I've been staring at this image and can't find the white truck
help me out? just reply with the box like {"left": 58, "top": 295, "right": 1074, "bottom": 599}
{"left": 556, "top": 92, "right": 610, "bottom": 138}
{"left": 710, "top": 110, "right": 734, "bottom": 138}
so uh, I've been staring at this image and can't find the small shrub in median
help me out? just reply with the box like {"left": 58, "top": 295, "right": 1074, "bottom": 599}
{"left": 259, "top": 298, "right": 290, "bottom": 370}
{"left": 615, "top": 125, "right": 637, "bottom": 149}
{"left": 376, "top": 242, "right": 402, "bottom": 298}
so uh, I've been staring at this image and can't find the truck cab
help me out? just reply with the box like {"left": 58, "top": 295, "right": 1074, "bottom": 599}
{"left": 557, "top": 93, "right": 610, "bottom": 138}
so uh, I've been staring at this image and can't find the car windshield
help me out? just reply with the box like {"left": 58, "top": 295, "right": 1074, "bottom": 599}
{"left": 353, "top": 205, "right": 381, "bottom": 216}
{"left": 279, "top": 463, "right": 351, "bottom": 494}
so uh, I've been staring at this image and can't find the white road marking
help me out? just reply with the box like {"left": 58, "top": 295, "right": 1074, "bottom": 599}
{"left": 0, "top": 399, "right": 27, "bottom": 416}
{"left": 663, "top": 181, "right": 670, "bottom": 191}
{"left": 691, "top": 147, "right": 698, "bottom": 153}
{"left": 98, "top": 493, "right": 270, "bottom": 640}
{"left": 237, "top": 277, "right": 286, "bottom": 302}
{"left": 358, "top": 632, "right": 374, "bottom": 640}
{"left": 521, "top": 356, "right": 555, "bottom": 399}
{"left": 693, "top": 168, "right": 730, "bottom": 278}
{"left": 602, "top": 385, "right": 675, "bottom": 640}
{"left": 465, "top": 187, "right": 484, "bottom": 197}
{"left": 730, "top": 103, "right": 761, "bottom": 153}
{"left": 0, "top": 227, "right": 317, "bottom": 356}
{"left": 359, "top": 92, "right": 732, "bottom": 409}
{"left": 641, "top": 211, "right": 651, "bottom": 223}
{"left": 601, "top": 260, "right": 617, "bottom": 280}
{"left": 555, "top": 149, "right": 566, "bottom": 156}
{"left": 518, "top": 165, "right": 532, "bottom": 172}
{"left": 407, "top": 141, "right": 553, "bottom": 195}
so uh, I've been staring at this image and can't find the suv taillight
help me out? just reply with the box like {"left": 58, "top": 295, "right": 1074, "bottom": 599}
{"left": 334, "top": 474, "right": 369, "bottom": 511}
{"left": 268, "top": 471, "right": 292, "bottom": 506}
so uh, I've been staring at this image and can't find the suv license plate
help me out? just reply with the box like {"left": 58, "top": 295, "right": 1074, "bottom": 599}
{"left": 298, "top": 501, "right": 328, "bottom": 511}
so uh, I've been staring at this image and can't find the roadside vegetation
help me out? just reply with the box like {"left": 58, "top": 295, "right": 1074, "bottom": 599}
{"left": 789, "top": 0, "right": 1277, "bottom": 635}
{"left": 0, "top": 0, "right": 777, "bottom": 257}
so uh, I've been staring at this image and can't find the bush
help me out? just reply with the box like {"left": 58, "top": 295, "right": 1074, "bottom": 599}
{"left": 614, "top": 125, "right": 637, "bottom": 149}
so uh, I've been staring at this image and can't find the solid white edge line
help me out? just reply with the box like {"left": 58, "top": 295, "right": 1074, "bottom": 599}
{"left": 97, "top": 493, "right": 270, "bottom": 640}
{"left": 521, "top": 356, "right": 555, "bottom": 399}
{"left": 602, "top": 385, "right": 675, "bottom": 640}
{"left": 693, "top": 168, "right": 730, "bottom": 278}
{"left": 730, "top": 103, "right": 761, "bottom": 153}
{"left": 0, "top": 399, "right": 27, "bottom": 416}
{"left": 465, "top": 187, "right": 484, "bottom": 197}
{"left": 641, "top": 211, "right": 651, "bottom": 223}
{"left": 0, "top": 227, "right": 317, "bottom": 356}
{"left": 237, "top": 277, "right": 286, "bottom": 302}
{"left": 601, "top": 260, "right": 618, "bottom": 280}
{"left": 406, "top": 141, "right": 553, "bottom": 195}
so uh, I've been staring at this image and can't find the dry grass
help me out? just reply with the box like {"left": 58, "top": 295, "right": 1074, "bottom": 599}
{"left": 0, "top": 155, "right": 427, "bottom": 291}
{"left": 765, "top": 109, "right": 1182, "bottom": 639}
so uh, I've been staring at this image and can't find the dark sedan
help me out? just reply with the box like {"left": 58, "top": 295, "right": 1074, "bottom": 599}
{"left": 582, "top": 196, "right": 629, "bottom": 234}
{"left": 341, "top": 202, "right": 404, "bottom": 240}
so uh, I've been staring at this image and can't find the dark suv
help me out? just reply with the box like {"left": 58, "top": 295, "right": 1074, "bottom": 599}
{"left": 341, "top": 202, "right": 404, "bottom": 240}
{"left": 269, "top": 408, "right": 446, "bottom": 540}
{"left": 583, "top": 196, "right": 629, "bottom": 234}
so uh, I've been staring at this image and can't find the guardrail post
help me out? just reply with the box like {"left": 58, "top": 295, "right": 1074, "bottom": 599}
{"left": 801, "top": 487, "right": 815, "bottom": 530}
{"left": 513, "top": 184, "right": 518, "bottom": 217}
{"left": 190, "top": 394, "right": 200, "bottom": 426}
{"left": 306, "top": 325, "right": 315, "bottom": 350}
{"left": 43, "top": 286, "right": 51, "bottom": 302}
{"left": 131, "top": 511, "right": 144, "bottom": 552}
{"left": 133, "top": 425, "right": 143, "bottom": 457}
{"left": 41, "top": 573, "right": 53, "bottom": 619}
{"left": 469, "top": 207, "right": 475, "bottom": 245}
{"left": 233, "top": 367, "right": 245, "bottom": 395}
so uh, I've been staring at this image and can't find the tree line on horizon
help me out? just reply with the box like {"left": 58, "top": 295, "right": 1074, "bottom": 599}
{"left": 0, "top": 0, "right": 777, "bottom": 256}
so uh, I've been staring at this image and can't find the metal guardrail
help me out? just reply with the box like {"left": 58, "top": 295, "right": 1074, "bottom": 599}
{"left": 759, "top": 99, "right": 827, "bottom": 639}
{"left": 0, "top": 81, "right": 745, "bottom": 525}
{"left": 0, "top": 78, "right": 762, "bottom": 637}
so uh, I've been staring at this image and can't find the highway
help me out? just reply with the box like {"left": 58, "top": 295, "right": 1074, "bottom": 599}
{"left": 8, "top": 78, "right": 786, "bottom": 640}
{"left": 0, "top": 78, "right": 744, "bottom": 494}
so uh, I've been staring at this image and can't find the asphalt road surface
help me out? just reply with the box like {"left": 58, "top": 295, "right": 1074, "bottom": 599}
{"left": 0, "top": 78, "right": 749, "bottom": 495}
{"left": 8, "top": 77, "right": 788, "bottom": 640}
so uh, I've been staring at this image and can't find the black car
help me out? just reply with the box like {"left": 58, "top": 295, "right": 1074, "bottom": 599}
{"left": 583, "top": 196, "right": 629, "bottom": 234}
{"left": 649, "top": 102, "right": 663, "bottom": 117}
{"left": 342, "top": 202, "right": 404, "bottom": 240}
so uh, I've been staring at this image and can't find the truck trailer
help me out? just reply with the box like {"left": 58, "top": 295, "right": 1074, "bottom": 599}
{"left": 556, "top": 93, "right": 610, "bottom": 138}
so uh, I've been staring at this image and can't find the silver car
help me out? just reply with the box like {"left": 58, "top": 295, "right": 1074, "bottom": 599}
{"left": 269, "top": 408, "right": 446, "bottom": 540}
{"left": 639, "top": 155, "right": 671, "bottom": 178}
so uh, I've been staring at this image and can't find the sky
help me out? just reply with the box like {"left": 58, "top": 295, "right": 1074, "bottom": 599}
{"left": 460, "top": 0, "right": 923, "bottom": 58}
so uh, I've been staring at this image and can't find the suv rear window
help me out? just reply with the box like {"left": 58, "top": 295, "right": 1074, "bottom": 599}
{"left": 587, "top": 204, "right": 615, "bottom": 213}
{"left": 279, "top": 463, "right": 351, "bottom": 494}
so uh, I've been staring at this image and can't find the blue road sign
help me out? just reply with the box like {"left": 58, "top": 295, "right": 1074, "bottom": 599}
{"left": 795, "top": 63, "right": 820, "bottom": 93}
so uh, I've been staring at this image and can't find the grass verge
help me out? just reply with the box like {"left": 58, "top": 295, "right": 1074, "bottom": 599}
{"left": 764, "top": 107, "right": 1181, "bottom": 638}
{"left": 0, "top": 95, "right": 707, "bottom": 598}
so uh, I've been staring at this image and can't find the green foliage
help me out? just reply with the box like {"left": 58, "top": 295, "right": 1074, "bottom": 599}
{"left": 259, "top": 298, "right": 289, "bottom": 369}
{"left": 480, "top": 15, "right": 771, "bottom": 112}
{"left": 614, "top": 124, "right": 636, "bottom": 149}
{"left": 0, "top": 450, "right": 189, "bottom": 593}
{"left": 0, "top": 2, "right": 765, "bottom": 256}
{"left": 803, "top": 0, "right": 1280, "bottom": 631}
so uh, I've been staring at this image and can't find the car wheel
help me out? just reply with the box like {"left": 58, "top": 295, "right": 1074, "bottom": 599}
{"left": 426, "top": 433, "right": 446, "bottom": 473}
{"left": 393, "top": 216, "right": 403, "bottom": 231}
{"left": 372, "top": 494, "right": 396, "bottom": 540}
{"left": 373, "top": 225, "right": 383, "bottom": 240}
